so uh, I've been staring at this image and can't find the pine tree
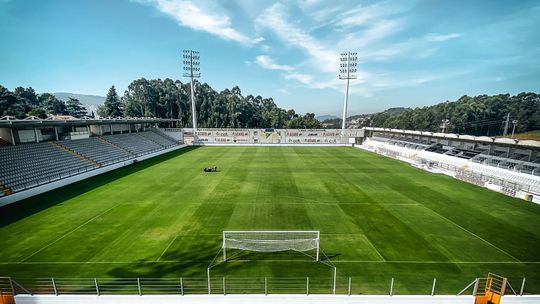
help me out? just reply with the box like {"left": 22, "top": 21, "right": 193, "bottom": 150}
{"left": 104, "top": 85, "right": 122, "bottom": 117}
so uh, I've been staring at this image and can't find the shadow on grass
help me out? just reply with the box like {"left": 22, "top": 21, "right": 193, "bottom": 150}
{"left": 0, "top": 146, "right": 200, "bottom": 228}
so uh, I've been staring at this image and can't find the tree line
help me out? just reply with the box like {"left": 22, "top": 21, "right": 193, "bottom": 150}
{"left": 0, "top": 86, "right": 87, "bottom": 118}
{"left": 0, "top": 79, "right": 322, "bottom": 128}
{"left": 98, "top": 78, "right": 322, "bottom": 129}
{"left": 365, "top": 93, "right": 540, "bottom": 136}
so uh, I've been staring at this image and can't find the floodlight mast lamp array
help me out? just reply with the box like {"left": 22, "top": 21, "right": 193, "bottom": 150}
{"left": 183, "top": 50, "right": 200, "bottom": 134}
{"left": 339, "top": 52, "right": 357, "bottom": 133}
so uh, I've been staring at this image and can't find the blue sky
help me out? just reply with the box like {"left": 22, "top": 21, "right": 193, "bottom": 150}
{"left": 0, "top": 0, "right": 539, "bottom": 115}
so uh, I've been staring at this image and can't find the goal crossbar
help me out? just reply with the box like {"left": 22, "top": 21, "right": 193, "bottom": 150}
{"left": 222, "top": 231, "right": 320, "bottom": 261}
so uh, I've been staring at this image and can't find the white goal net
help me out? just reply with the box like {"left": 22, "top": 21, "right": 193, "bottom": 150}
{"left": 222, "top": 231, "right": 320, "bottom": 261}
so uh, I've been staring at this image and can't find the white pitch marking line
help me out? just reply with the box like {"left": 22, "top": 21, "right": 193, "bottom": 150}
{"left": 157, "top": 235, "right": 179, "bottom": 262}
{"left": 419, "top": 205, "right": 521, "bottom": 262}
{"left": 359, "top": 234, "right": 386, "bottom": 262}
{"left": 18, "top": 204, "right": 120, "bottom": 263}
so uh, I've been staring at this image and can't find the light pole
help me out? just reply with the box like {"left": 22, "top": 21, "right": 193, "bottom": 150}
{"left": 440, "top": 119, "right": 450, "bottom": 133}
{"left": 339, "top": 52, "right": 357, "bottom": 133}
{"left": 183, "top": 50, "right": 200, "bottom": 137}
{"left": 511, "top": 120, "right": 518, "bottom": 138}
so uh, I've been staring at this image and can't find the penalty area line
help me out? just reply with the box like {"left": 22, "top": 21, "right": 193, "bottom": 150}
{"left": 157, "top": 235, "right": 179, "bottom": 262}
{"left": 18, "top": 204, "right": 120, "bottom": 263}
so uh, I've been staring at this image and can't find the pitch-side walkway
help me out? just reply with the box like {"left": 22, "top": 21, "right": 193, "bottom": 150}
{"left": 14, "top": 294, "right": 540, "bottom": 304}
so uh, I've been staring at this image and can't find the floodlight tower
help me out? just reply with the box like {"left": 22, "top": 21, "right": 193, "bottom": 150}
{"left": 183, "top": 50, "right": 201, "bottom": 134}
{"left": 339, "top": 52, "right": 357, "bottom": 133}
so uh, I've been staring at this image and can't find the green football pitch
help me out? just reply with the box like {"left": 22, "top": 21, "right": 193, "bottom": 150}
{"left": 1, "top": 146, "right": 539, "bottom": 294}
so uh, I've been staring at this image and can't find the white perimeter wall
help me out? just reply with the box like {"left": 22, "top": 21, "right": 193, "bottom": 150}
{"left": 0, "top": 144, "right": 187, "bottom": 207}
{"left": 192, "top": 128, "right": 364, "bottom": 145}
{"left": 14, "top": 294, "right": 540, "bottom": 304}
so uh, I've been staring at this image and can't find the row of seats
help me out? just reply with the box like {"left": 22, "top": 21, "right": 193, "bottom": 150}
{"left": 102, "top": 133, "right": 162, "bottom": 156}
{"left": 0, "top": 130, "right": 181, "bottom": 195}
{"left": 0, "top": 142, "right": 96, "bottom": 193}
{"left": 58, "top": 137, "right": 133, "bottom": 166}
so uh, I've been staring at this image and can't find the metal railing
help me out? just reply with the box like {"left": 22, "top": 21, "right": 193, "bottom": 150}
{"left": 0, "top": 276, "right": 532, "bottom": 297}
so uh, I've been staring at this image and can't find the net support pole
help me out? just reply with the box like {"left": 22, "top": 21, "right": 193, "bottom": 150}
{"left": 306, "top": 277, "right": 309, "bottom": 296}
{"left": 431, "top": 278, "right": 437, "bottom": 296}
{"left": 207, "top": 268, "right": 211, "bottom": 294}
{"left": 94, "top": 278, "right": 100, "bottom": 296}
{"left": 348, "top": 277, "right": 352, "bottom": 296}
{"left": 333, "top": 267, "right": 337, "bottom": 295}
{"left": 223, "top": 277, "right": 226, "bottom": 296}
{"left": 520, "top": 278, "right": 526, "bottom": 296}
{"left": 137, "top": 278, "right": 142, "bottom": 296}
{"left": 264, "top": 277, "right": 268, "bottom": 296}
{"left": 222, "top": 231, "right": 227, "bottom": 262}
{"left": 390, "top": 278, "right": 394, "bottom": 296}
{"left": 316, "top": 231, "right": 320, "bottom": 261}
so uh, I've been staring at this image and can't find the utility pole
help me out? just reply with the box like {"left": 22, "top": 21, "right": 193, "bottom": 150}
{"left": 183, "top": 50, "right": 200, "bottom": 140}
{"left": 511, "top": 120, "right": 518, "bottom": 138}
{"left": 339, "top": 52, "right": 358, "bottom": 134}
{"left": 440, "top": 119, "right": 450, "bottom": 133}
{"left": 503, "top": 113, "right": 510, "bottom": 136}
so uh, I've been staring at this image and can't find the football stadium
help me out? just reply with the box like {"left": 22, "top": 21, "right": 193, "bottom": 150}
{"left": 0, "top": 122, "right": 539, "bottom": 304}
{"left": 1, "top": 1, "right": 540, "bottom": 303}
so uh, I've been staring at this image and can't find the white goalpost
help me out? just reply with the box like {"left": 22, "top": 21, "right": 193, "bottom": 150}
{"left": 222, "top": 231, "right": 320, "bottom": 261}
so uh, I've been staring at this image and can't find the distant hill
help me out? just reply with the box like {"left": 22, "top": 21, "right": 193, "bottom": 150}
{"left": 53, "top": 92, "right": 105, "bottom": 105}
{"left": 316, "top": 115, "right": 339, "bottom": 121}
{"left": 54, "top": 92, "right": 104, "bottom": 116}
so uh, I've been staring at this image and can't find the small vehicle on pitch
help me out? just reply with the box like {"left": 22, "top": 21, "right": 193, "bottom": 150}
{"left": 203, "top": 166, "right": 218, "bottom": 172}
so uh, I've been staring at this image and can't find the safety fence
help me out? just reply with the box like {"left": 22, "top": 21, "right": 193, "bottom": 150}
{"left": 0, "top": 276, "right": 532, "bottom": 297}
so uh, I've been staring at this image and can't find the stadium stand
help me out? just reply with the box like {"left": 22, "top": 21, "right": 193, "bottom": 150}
{"left": 363, "top": 136, "right": 540, "bottom": 195}
{"left": 0, "top": 130, "right": 181, "bottom": 196}
{"left": 102, "top": 133, "right": 163, "bottom": 156}
{"left": 57, "top": 137, "right": 133, "bottom": 166}
{"left": 0, "top": 142, "right": 96, "bottom": 193}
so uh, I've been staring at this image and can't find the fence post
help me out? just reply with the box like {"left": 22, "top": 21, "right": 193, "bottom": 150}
{"left": 223, "top": 277, "right": 226, "bottom": 296}
{"left": 389, "top": 278, "right": 394, "bottom": 296}
{"left": 264, "top": 277, "right": 267, "bottom": 296}
{"left": 94, "top": 278, "right": 100, "bottom": 296}
{"left": 348, "top": 277, "right": 351, "bottom": 296}
{"left": 180, "top": 278, "right": 184, "bottom": 296}
{"left": 8, "top": 278, "right": 15, "bottom": 296}
{"left": 51, "top": 278, "right": 58, "bottom": 296}
{"left": 306, "top": 277, "right": 309, "bottom": 296}
{"left": 137, "top": 278, "right": 142, "bottom": 296}
{"left": 207, "top": 268, "right": 211, "bottom": 295}
{"left": 473, "top": 278, "right": 479, "bottom": 296}
{"left": 431, "top": 278, "right": 436, "bottom": 296}
{"left": 520, "top": 278, "right": 526, "bottom": 296}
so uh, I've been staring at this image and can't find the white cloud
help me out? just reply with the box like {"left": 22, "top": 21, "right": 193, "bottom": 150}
{"left": 283, "top": 72, "right": 313, "bottom": 85}
{"left": 255, "top": 55, "right": 293, "bottom": 71}
{"left": 145, "top": 0, "right": 261, "bottom": 45}
{"left": 425, "top": 33, "right": 461, "bottom": 42}
{"left": 256, "top": 3, "right": 338, "bottom": 73}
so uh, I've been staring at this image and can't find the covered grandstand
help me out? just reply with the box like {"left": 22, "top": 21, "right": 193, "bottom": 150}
{"left": 361, "top": 127, "right": 540, "bottom": 202}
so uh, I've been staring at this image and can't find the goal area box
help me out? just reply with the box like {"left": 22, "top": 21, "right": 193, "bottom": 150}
{"left": 222, "top": 231, "right": 320, "bottom": 261}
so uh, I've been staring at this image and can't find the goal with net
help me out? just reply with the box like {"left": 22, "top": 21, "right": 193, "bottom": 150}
{"left": 222, "top": 230, "right": 320, "bottom": 261}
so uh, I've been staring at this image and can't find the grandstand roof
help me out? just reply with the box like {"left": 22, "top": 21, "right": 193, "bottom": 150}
{"left": 365, "top": 127, "right": 540, "bottom": 149}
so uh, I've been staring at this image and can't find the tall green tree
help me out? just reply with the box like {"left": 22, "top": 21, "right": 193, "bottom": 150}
{"left": 65, "top": 97, "right": 87, "bottom": 118}
{"left": 104, "top": 85, "right": 123, "bottom": 117}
